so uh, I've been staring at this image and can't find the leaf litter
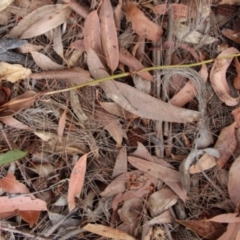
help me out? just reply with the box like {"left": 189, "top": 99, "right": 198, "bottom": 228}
{"left": 1, "top": 0, "right": 240, "bottom": 239}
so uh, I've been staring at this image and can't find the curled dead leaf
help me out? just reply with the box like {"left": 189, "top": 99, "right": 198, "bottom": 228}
{"left": 210, "top": 47, "right": 240, "bottom": 106}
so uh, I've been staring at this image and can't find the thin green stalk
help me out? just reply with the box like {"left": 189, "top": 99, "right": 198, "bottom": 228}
{"left": 43, "top": 52, "right": 240, "bottom": 96}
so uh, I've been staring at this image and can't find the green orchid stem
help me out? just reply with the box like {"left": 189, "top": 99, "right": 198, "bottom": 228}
{"left": 43, "top": 52, "right": 240, "bottom": 96}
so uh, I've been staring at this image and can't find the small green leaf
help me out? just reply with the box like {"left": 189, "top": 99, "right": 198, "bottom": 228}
{"left": 0, "top": 149, "right": 28, "bottom": 165}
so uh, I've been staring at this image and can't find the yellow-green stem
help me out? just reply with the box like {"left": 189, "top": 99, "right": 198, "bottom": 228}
{"left": 43, "top": 52, "right": 240, "bottom": 96}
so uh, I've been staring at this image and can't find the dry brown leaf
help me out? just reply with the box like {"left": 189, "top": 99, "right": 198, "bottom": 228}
{"left": 148, "top": 189, "right": 178, "bottom": 217}
{"left": 83, "top": 10, "right": 102, "bottom": 56}
{"left": 153, "top": 3, "right": 195, "bottom": 19}
{"left": 112, "top": 146, "right": 127, "bottom": 178}
{"left": 99, "top": 0, "right": 119, "bottom": 72}
{"left": 17, "top": 42, "right": 44, "bottom": 53}
{"left": 20, "top": 5, "right": 71, "bottom": 39}
{"left": 18, "top": 210, "right": 40, "bottom": 228}
{"left": 118, "top": 198, "right": 143, "bottom": 225}
{"left": 125, "top": 2, "right": 163, "bottom": 42}
{"left": 31, "top": 163, "right": 54, "bottom": 177}
{"left": 114, "top": 0, "right": 122, "bottom": 30}
{"left": 57, "top": 105, "right": 67, "bottom": 141}
{"left": 132, "top": 142, "right": 154, "bottom": 162}
{"left": 53, "top": 26, "right": 64, "bottom": 58}
{"left": 0, "top": 91, "right": 37, "bottom": 117}
{"left": 104, "top": 119, "right": 125, "bottom": 146}
{"left": 31, "top": 51, "right": 65, "bottom": 70}
{"left": 228, "top": 155, "right": 240, "bottom": 206}
{"left": 146, "top": 210, "right": 172, "bottom": 226}
{"left": 0, "top": 172, "right": 29, "bottom": 194}
{"left": 0, "top": 0, "right": 13, "bottom": 12}
{"left": 234, "top": 57, "right": 240, "bottom": 90}
{"left": 68, "top": 154, "right": 88, "bottom": 211}
{"left": 0, "top": 116, "right": 31, "bottom": 130}
{"left": 219, "top": 0, "right": 240, "bottom": 3}
{"left": 83, "top": 223, "right": 136, "bottom": 240}
{"left": 119, "top": 46, "right": 153, "bottom": 81}
{"left": 128, "top": 156, "right": 180, "bottom": 183}
{"left": 30, "top": 67, "right": 94, "bottom": 85}
{"left": 63, "top": 0, "right": 89, "bottom": 19}
{"left": 87, "top": 49, "right": 200, "bottom": 123}
{"left": 165, "top": 181, "right": 188, "bottom": 202}
{"left": 169, "top": 64, "right": 208, "bottom": 107}
{"left": 176, "top": 219, "right": 225, "bottom": 239}
{"left": 6, "top": 5, "right": 68, "bottom": 38}
{"left": 0, "top": 62, "right": 31, "bottom": 82}
{"left": 218, "top": 222, "right": 240, "bottom": 240}
{"left": 215, "top": 122, "right": 237, "bottom": 167}
{"left": 101, "top": 170, "right": 146, "bottom": 197}
{"left": 207, "top": 213, "right": 240, "bottom": 223}
{"left": 232, "top": 106, "right": 240, "bottom": 127}
{"left": 99, "top": 101, "right": 138, "bottom": 119}
{"left": 189, "top": 153, "right": 217, "bottom": 174}
{"left": 210, "top": 47, "right": 240, "bottom": 106}
{"left": 222, "top": 28, "right": 240, "bottom": 44}
{"left": 0, "top": 196, "right": 47, "bottom": 213}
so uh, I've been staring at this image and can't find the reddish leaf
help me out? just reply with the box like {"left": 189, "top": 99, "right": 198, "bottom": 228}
{"left": 222, "top": 28, "right": 240, "bottom": 44}
{"left": 125, "top": 2, "right": 163, "bottom": 42}
{"left": 0, "top": 172, "right": 29, "bottom": 194}
{"left": 215, "top": 122, "right": 237, "bottom": 167}
{"left": 68, "top": 154, "right": 88, "bottom": 211}
{"left": 119, "top": 46, "right": 153, "bottom": 81}
{"left": 0, "top": 196, "right": 47, "bottom": 213}
{"left": 210, "top": 47, "right": 240, "bottom": 106}
{"left": 99, "top": 0, "right": 119, "bottom": 72}
{"left": 83, "top": 11, "right": 102, "bottom": 56}
{"left": 18, "top": 210, "right": 40, "bottom": 228}
{"left": 228, "top": 155, "right": 240, "bottom": 206}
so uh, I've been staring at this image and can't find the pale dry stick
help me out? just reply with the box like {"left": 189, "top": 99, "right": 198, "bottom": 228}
{"left": 162, "top": 5, "right": 174, "bottom": 156}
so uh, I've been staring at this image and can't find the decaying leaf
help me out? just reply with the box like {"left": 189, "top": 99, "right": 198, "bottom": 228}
{"left": 218, "top": 222, "right": 240, "bottom": 240}
{"left": 0, "top": 172, "right": 29, "bottom": 194}
{"left": 210, "top": 47, "right": 240, "bottom": 106}
{"left": 18, "top": 210, "right": 40, "bottom": 228}
{"left": 0, "top": 116, "right": 31, "bottom": 130}
{"left": 228, "top": 155, "right": 240, "bottom": 206}
{"left": 99, "top": 0, "right": 119, "bottom": 72}
{"left": 57, "top": 105, "right": 68, "bottom": 141}
{"left": 176, "top": 219, "right": 225, "bottom": 239}
{"left": 68, "top": 154, "right": 88, "bottom": 211}
{"left": 31, "top": 51, "right": 65, "bottom": 70}
{"left": 145, "top": 210, "right": 172, "bottom": 226}
{"left": 83, "top": 223, "right": 136, "bottom": 240}
{"left": 124, "top": 2, "right": 163, "bottom": 42}
{"left": 112, "top": 146, "right": 127, "bottom": 178}
{"left": 0, "top": 62, "right": 31, "bottom": 82}
{"left": 207, "top": 213, "right": 240, "bottom": 223}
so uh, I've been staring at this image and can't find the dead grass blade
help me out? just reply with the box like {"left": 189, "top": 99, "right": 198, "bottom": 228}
{"left": 99, "top": 0, "right": 119, "bottom": 72}
{"left": 124, "top": 2, "right": 163, "bottom": 42}
{"left": 57, "top": 104, "right": 67, "bottom": 141}
{"left": 210, "top": 47, "right": 240, "bottom": 106}
{"left": 68, "top": 154, "right": 88, "bottom": 211}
